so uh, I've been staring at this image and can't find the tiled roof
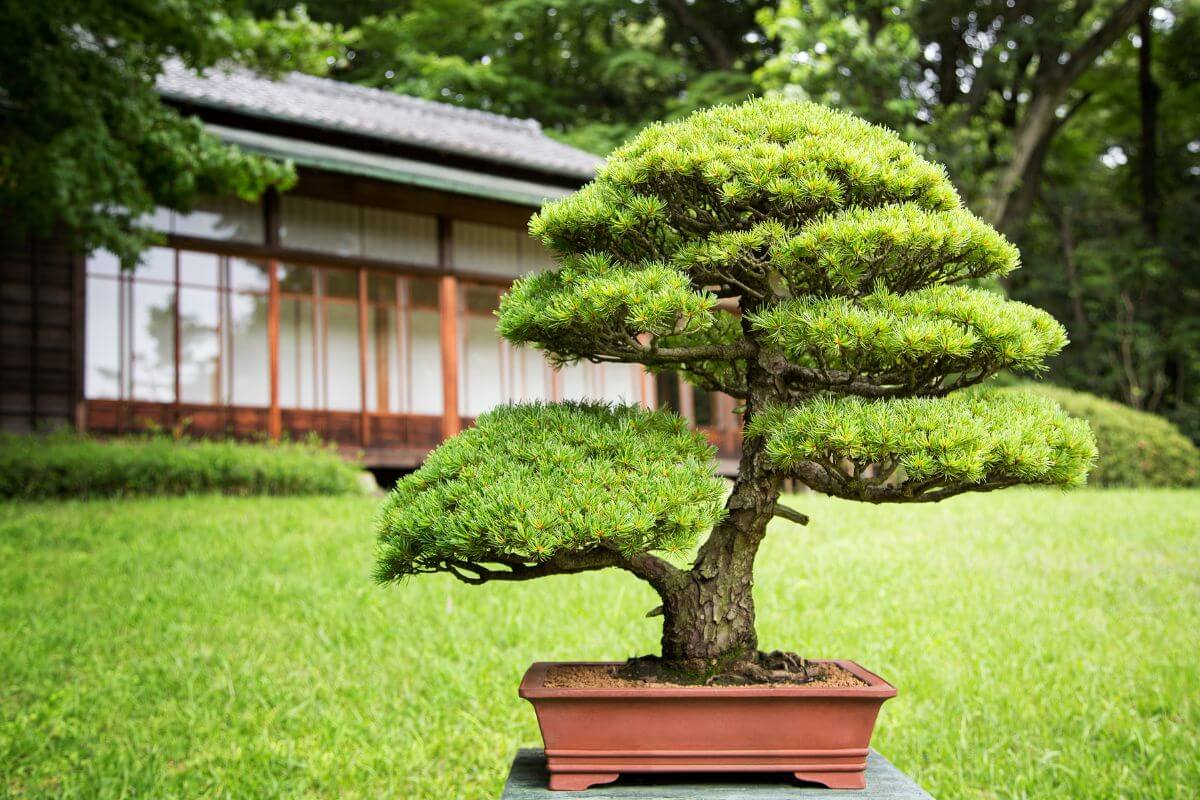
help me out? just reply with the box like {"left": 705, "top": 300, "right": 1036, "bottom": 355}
{"left": 157, "top": 62, "right": 601, "bottom": 181}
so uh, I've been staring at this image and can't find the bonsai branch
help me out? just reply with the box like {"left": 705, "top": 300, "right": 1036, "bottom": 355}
{"left": 778, "top": 364, "right": 996, "bottom": 399}
{"left": 773, "top": 504, "right": 810, "bottom": 525}
{"left": 437, "top": 548, "right": 686, "bottom": 594}
{"left": 788, "top": 460, "right": 1023, "bottom": 503}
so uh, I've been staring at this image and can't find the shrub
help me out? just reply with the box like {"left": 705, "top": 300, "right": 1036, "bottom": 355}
{"left": 1011, "top": 384, "right": 1200, "bottom": 488}
{"left": 0, "top": 432, "right": 366, "bottom": 499}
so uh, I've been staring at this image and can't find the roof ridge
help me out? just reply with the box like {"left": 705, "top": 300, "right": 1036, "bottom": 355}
{"left": 155, "top": 59, "right": 601, "bottom": 180}
{"left": 282, "top": 72, "right": 544, "bottom": 135}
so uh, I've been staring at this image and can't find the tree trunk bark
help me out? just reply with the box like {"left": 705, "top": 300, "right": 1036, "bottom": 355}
{"left": 658, "top": 358, "right": 782, "bottom": 666}
{"left": 1138, "top": 10, "right": 1160, "bottom": 241}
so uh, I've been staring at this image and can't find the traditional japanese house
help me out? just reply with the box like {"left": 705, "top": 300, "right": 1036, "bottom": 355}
{"left": 1, "top": 64, "right": 741, "bottom": 472}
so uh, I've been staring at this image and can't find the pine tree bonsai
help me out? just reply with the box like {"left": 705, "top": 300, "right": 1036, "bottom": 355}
{"left": 375, "top": 98, "right": 1097, "bottom": 682}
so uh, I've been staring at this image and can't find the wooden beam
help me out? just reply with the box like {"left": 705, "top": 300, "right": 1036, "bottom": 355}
{"left": 267, "top": 258, "right": 281, "bottom": 440}
{"left": 438, "top": 217, "right": 460, "bottom": 440}
{"left": 357, "top": 268, "right": 371, "bottom": 446}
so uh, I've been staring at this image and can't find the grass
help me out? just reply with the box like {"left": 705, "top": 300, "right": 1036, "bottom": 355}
{"left": 1, "top": 489, "right": 1197, "bottom": 799}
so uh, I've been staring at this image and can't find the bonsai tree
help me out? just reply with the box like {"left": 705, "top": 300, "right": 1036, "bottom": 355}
{"left": 375, "top": 98, "right": 1097, "bottom": 679}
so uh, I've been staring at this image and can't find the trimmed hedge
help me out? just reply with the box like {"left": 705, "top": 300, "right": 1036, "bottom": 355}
{"left": 0, "top": 433, "right": 367, "bottom": 499}
{"left": 1010, "top": 384, "right": 1200, "bottom": 488}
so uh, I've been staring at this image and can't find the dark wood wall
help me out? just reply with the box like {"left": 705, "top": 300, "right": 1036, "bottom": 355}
{"left": 0, "top": 234, "right": 81, "bottom": 433}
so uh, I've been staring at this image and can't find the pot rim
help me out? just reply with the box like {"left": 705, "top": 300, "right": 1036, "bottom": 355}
{"left": 519, "top": 659, "right": 897, "bottom": 700}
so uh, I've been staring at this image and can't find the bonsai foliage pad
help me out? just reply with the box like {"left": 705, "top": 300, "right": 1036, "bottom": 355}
{"left": 519, "top": 661, "right": 897, "bottom": 791}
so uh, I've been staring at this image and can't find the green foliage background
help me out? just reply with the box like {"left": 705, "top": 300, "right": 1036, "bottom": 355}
{"left": 2, "top": 0, "right": 1195, "bottom": 443}
{"left": 1015, "top": 383, "right": 1200, "bottom": 487}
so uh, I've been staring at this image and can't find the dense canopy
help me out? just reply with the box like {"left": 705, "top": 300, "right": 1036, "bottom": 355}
{"left": 375, "top": 403, "right": 725, "bottom": 584}
{"left": 749, "top": 391, "right": 1097, "bottom": 502}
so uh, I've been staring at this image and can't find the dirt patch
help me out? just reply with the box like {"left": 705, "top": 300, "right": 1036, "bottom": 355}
{"left": 545, "top": 660, "right": 868, "bottom": 689}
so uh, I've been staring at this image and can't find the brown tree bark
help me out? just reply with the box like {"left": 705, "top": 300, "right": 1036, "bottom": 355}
{"left": 657, "top": 356, "right": 783, "bottom": 665}
{"left": 1138, "top": 10, "right": 1160, "bottom": 240}
{"left": 983, "top": 0, "right": 1153, "bottom": 230}
{"left": 661, "top": 0, "right": 735, "bottom": 70}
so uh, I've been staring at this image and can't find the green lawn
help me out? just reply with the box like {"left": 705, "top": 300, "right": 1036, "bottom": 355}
{"left": 1, "top": 490, "right": 1197, "bottom": 799}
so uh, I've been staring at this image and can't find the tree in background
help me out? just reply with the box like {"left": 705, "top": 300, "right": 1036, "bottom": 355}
{"left": 375, "top": 99, "right": 1096, "bottom": 675}
{"left": 276, "top": 0, "right": 766, "bottom": 154}
{"left": 1011, "top": 5, "right": 1200, "bottom": 438}
{"left": 757, "top": 0, "right": 1198, "bottom": 439}
{"left": 758, "top": 0, "right": 1155, "bottom": 233}
{"left": 0, "top": 0, "right": 349, "bottom": 267}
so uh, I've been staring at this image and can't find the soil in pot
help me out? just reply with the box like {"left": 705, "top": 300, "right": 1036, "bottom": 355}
{"left": 549, "top": 649, "right": 868, "bottom": 687}
{"left": 546, "top": 660, "right": 868, "bottom": 689}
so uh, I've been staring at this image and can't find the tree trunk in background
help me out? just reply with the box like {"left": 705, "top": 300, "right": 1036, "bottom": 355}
{"left": 1058, "top": 204, "right": 1090, "bottom": 343}
{"left": 1138, "top": 10, "right": 1160, "bottom": 241}
{"left": 983, "top": 0, "right": 1154, "bottom": 231}
{"left": 661, "top": 0, "right": 734, "bottom": 70}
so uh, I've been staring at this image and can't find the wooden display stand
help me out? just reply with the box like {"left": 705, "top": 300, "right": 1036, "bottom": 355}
{"left": 500, "top": 748, "right": 935, "bottom": 798}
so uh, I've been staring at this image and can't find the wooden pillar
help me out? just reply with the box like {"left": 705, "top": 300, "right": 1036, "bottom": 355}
{"left": 71, "top": 254, "right": 87, "bottom": 432}
{"left": 357, "top": 268, "right": 371, "bottom": 446}
{"left": 438, "top": 217, "right": 460, "bottom": 440}
{"left": 267, "top": 259, "right": 281, "bottom": 440}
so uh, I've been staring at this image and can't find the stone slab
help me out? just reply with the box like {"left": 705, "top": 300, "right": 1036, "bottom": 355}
{"left": 501, "top": 748, "right": 935, "bottom": 799}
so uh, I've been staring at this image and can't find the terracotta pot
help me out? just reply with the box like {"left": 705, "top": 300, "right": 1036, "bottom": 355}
{"left": 519, "top": 660, "right": 896, "bottom": 791}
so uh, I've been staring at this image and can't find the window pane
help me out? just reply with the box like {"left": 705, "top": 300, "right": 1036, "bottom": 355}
{"left": 86, "top": 249, "right": 121, "bottom": 277}
{"left": 323, "top": 268, "right": 358, "bottom": 299}
{"left": 453, "top": 221, "right": 521, "bottom": 276}
{"left": 138, "top": 207, "right": 173, "bottom": 235}
{"left": 464, "top": 285, "right": 500, "bottom": 314}
{"left": 226, "top": 292, "right": 269, "bottom": 406}
{"left": 84, "top": 277, "right": 122, "bottom": 398}
{"left": 557, "top": 363, "right": 590, "bottom": 401}
{"left": 325, "top": 302, "right": 361, "bottom": 411}
{"left": 178, "top": 287, "right": 220, "bottom": 404}
{"left": 409, "top": 309, "right": 443, "bottom": 414}
{"left": 511, "top": 347, "right": 550, "bottom": 402}
{"left": 130, "top": 281, "right": 175, "bottom": 401}
{"left": 280, "top": 196, "right": 362, "bottom": 256}
{"left": 368, "top": 272, "right": 396, "bottom": 303}
{"left": 133, "top": 247, "right": 175, "bottom": 283}
{"left": 409, "top": 277, "right": 439, "bottom": 309}
{"left": 656, "top": 372, "right": 681, "bottom": 414}
{"left": 279, "top": 263, "right": 313, "bottom": 295}
{"left": 518, "top": 234, "right": 557, "bottom": 274}
{"left": 280, "top": 297, "right": 317, "bottom": 409}
{"left": 600, "top": 364, "right": 640, "bottom": 405}
{"left": 179, "top": 250, "right": 219, "bottom": 287}
{"left": 174, "top": 196, "right": 263, "bottom": 243}
{"left": 461, "top": 314, "right": 503, "bottom": 416}
{"left": 363, "top": 207, "right": 438, "bottom": 265}
{"left": 366, "top": 305, "right": 398, "bottom": 412}
{"left": 230, "top": 258, "right": 270, "bottom": 293}
{"left": 693, "top": 388, "right": 714, "bottom": 426}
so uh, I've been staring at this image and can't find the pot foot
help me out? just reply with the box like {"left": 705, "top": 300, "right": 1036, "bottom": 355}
{"left": 549, "top": 772, "right": 620, "bottom": 791}
{"left": 796, "top": 771, "right": 866, "bottom": 790}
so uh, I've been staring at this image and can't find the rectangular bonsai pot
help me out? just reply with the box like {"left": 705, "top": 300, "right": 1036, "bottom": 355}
{"left": 519, "top": 660, "right": 896, "bottom": 791}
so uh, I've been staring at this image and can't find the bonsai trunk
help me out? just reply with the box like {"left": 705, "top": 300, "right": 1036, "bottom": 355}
{"left": 658, "top": 414, "right": 782, "bottom": 667}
